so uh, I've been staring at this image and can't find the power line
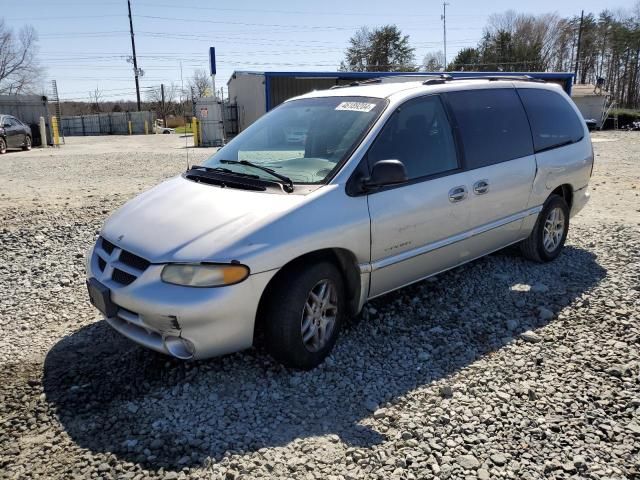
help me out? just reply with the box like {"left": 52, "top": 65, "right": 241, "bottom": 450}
{"left": 134, "top": 14, "right": 360, "bottom": 30}
{"left": 5, "top": 14, "right": 123, "bottom": 20}
{"left": 132, "top": 2, "right": 465, "bottom": 17}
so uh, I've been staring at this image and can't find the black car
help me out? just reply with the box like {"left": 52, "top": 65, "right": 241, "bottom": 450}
{"left": 0, "top": 114, "right": 32, "bottom": 154}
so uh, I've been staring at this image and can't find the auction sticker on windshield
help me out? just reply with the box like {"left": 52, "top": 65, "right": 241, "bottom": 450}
{"left": 335, "top": 101, "right": 377, "bottom": 112}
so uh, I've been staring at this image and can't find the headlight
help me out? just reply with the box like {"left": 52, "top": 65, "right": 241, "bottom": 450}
{"left": 161, "top": 263, "right": 250, "bottom": 287}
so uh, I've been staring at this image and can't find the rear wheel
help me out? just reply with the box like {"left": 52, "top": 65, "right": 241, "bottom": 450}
{"left": 263, "top": 262, "right": 345, "bottom": 369}
{"left": 22, "top": 136, "right": 32, "bottom": 151}
{"left": 0, "top": 138, "right": 6, "bottom": 154}
{"left": 520, "top": 194, "right": 570, "bottom": 262}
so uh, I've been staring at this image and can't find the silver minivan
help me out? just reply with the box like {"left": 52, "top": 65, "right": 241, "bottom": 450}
{"left": 86, "top": 76, "right": 592, "bottom": 369}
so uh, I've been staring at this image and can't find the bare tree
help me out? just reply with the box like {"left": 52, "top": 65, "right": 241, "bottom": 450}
{"left": 450, "top": 6, "right": 640, "bottom": 109}
{"left": 422, "top": 51, "right": 445, "bottom": 71}
{"left": 188, "top": 69, "right": 212, "bottom": 98}
{"left": 89, "top": 87, "right": 103, "bottom": 113}
{"left": 0, "top": 19, "right": 42, "bottom": 94}
{"left": 145, "top": 83, "right": 179, "bottom": 119}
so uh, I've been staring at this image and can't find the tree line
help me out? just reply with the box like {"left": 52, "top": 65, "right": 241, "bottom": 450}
{"left": 341, "top": 4, "right": 640, "bottom": 109}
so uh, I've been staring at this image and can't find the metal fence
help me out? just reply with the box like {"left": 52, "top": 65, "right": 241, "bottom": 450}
{"left": 60, "top": 111, "right": 156, "bottom": 136}
{"left": 223, "top": 102, "right": 239, "bottom": 137}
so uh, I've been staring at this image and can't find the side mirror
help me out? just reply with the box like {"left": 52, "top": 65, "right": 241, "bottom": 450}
{"left": 363, "top": 159, "right": 408, "bottom": 189}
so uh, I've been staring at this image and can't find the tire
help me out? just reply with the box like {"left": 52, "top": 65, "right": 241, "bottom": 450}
{"left": 263, "top": 261, "right": 345, "bottom": 369}
{"left": 0, "top": 137, "right": 6, "bottom": 154}
{"left": 22, "top": 136, "right": 31, "bottom": 151}
{"left": 520, "top": 194, "right": 570, "bottom": 262}
{"left": 163, "top": 130, "right": 170, "bottom": 134}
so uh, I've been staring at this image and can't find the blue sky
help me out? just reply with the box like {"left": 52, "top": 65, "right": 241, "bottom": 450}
{"left": 6, "top": 0, "right": 617, "bottom": 102}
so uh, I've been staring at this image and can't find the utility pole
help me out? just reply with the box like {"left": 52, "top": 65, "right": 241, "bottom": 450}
{"left": 160, "top": 83, "right": 166, "bottom": 126}
{"left": 574, "top": 10, "right": 584, "bottom": 85}
{"left": 127, "top": 0, "right": 142, "bottom": 111}
{"left": 441, "top": 2, "right": 450, "bottom": 70}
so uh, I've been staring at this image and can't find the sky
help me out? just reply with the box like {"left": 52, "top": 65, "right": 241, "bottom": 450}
{"left": 5, "top": 0, "right": 621, "bottom": 103}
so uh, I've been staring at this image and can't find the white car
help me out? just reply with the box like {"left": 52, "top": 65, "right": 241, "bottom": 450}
{"left": 87, "top": 76, "right": 592, "bottom": 369}
{"left": 154, "top": 120, "right": 175, "bottom": 134}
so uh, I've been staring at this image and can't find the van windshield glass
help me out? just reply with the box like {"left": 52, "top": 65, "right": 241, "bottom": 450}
{"left": 203, "top": 96, "right": 386, "bottom": 184}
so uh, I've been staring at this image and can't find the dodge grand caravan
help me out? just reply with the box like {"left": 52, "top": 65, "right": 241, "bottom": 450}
{"left": 86, "top": 76, "right": 592, "bottom": 369}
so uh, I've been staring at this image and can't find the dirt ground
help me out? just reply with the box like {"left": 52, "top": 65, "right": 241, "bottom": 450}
{"left": 0, "top": 132, "right": 639, "bottom": 480}
{"left": 0, "top": 134, "right": 218, "bottom": 210}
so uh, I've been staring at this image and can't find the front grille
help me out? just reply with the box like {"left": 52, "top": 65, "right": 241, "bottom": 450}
{"left": 119, "top": 250, "right": 151, "bottom": 271}
{"left": 101, "top": 237, "right": 115, "bottom": 254}
{"left": 93, "top": 236, "right": 151, "bottom": 287}
{"left": 112, "top": 268, "right": 136, "bottom": 286}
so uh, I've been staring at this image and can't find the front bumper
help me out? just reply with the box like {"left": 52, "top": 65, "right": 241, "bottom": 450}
{"left": 87, "top": 246, "right": 277, "bottom": 359}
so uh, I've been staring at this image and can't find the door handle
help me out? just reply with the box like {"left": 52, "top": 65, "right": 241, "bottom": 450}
{"left": 473, "top": 179, "right": 490, "bottom": 195}
{"left": 448, "top": 186, "right": 468, "bottom": 203}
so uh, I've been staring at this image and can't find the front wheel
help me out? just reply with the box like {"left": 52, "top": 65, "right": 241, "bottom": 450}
{"left": 263, "top": 262, "right": 345, "bottom": 369}
{"left": 520, "top": 194, "right": 570, "bottom": 262}
{"left": 22, "top": 136, "right": 32, "bottom": 151}
{"left": 0, "top": 137, "right": 6, "bottom": 154}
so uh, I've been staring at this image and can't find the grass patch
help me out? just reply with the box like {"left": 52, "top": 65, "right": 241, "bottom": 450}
{"left": 612, "top": 108, "right": 640, "bottom": 118}
{"left": 173, "top": 125, "right": 193, "bottom": 134}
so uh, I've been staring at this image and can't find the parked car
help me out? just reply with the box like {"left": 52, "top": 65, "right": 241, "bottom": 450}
{"left": 86, "top": 77, "right": 593, "bottom": 369}
{"left": 154, "top": 119, "right": 175, "bottom": 134}
{"left": 584, "top": 118, "right": 598, "bottom": 130}
{"left": 0, "top": 114, "right": 32, "bottom": 154}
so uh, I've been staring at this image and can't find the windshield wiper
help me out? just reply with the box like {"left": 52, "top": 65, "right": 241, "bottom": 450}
{"left": 220, "top": 160, "right": 294, "bottom": 193}
{"left": 189, "top": 165, "right": 260, "bottom": 179}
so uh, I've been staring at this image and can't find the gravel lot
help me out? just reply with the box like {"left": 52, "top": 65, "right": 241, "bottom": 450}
{"left": 1, "top": 133, "right": 639, "bottom": 479}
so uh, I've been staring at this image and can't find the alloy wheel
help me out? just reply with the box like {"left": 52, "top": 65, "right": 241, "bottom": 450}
{"left": 300, "top": 279, "right": 338, "bottom": 352}
{"left": 543, "top": 207, "right": 565, "bottom": 252}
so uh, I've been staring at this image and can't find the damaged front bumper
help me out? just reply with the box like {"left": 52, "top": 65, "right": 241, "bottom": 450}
{"left": 86, "top": 245, "right": 277, "bottom": 360}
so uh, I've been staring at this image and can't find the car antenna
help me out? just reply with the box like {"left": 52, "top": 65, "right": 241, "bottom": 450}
{"left": 180, "top": 60, "right": 190, "bottom": 171}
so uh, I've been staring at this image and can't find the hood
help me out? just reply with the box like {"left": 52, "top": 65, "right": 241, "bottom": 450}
{"left": 102, "top": 175, "right": 307, "bottom": 263}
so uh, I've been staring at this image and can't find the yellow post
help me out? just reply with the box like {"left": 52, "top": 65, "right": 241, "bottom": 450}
{"left": 128, "top": 121, "right": 132, "bottom": 135}
{"left": 144, "top": 120, "right": 148, "bottom": 135}
{"left": 191, "top": 118, "right": 199, "bottom": 147}
{"left": 51, "top": 116, "right": 60, "bottom": 146}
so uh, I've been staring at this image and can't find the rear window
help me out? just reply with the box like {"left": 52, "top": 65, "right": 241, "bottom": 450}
{"left": 518, "top": 88, "right": 584, "bottom": 152}
{"left": 446, "top": 88, "right": 534, "bottom": 169}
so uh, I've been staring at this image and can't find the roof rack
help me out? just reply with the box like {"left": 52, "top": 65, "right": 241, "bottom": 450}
{"left": 329, "top": 74, "right": 546, "bottom": 90}
{"left": 329, "top": 74, "right": 445, "bottom": 89}
{"left": 431, "top": 75, "right": 546, "bottom": 85}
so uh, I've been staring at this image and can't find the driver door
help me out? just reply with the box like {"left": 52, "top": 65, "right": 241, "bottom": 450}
{"left": 3, "top": 117, "right": 24, "bottom": 148}
{"left": 366, "top": 95, "right": 472, "bottom": 297}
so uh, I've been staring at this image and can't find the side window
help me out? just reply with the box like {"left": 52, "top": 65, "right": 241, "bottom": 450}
{"left": 3, "top": 117, "right": 15, "bottom": 127}
{"left": 518, "top": 88, "right": 584, "bottom": 152}
{"left": 446, "top": 88, "right": 534, "bottom": 169}
{"left": 368, "top": 95, "right": 458, "bottom": 180}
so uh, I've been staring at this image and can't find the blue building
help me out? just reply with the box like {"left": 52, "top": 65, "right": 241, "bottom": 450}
{"left": 226, "top": 70, "right": 575, "bottom": 133}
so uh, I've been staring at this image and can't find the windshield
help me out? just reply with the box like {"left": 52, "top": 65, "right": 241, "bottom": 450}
{"left": 203, "top": 96, "right": 387, "bottom": 184}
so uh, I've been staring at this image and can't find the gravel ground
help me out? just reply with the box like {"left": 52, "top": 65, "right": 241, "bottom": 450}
{"left": 0, "top": 133, "right": 639, "bottom": 479}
